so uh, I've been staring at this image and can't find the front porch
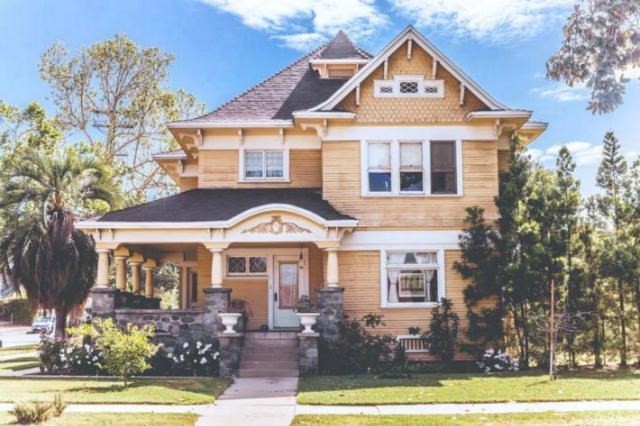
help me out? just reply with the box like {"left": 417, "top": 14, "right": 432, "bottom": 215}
{"left": 77, "top": 189, "right": 357, "bottom": 376}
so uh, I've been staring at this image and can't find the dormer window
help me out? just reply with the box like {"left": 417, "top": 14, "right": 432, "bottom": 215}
{"left": 374, "top": 75, "right": 444, "bottom": 99}
{"left": 242, "top": 150, "right": 286, "bottom": 181}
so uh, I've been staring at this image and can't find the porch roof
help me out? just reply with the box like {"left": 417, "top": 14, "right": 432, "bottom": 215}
{"left": 96, "top": 188, "right": 355, "bottom": 223}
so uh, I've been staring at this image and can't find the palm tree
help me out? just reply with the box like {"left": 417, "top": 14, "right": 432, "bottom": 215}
{"left": 0, "top": 148, "right": 119, "bottom": 339}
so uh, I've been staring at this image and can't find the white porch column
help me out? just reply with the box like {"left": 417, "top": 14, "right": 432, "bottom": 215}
{"left": 95, "top": 249, "right": 111, "bottom": 288}
{"left": 210, "top": 248, "right": 225, "bottom": 288}
{"left": 325, "top": 248, "right": 340, "bottom": 287}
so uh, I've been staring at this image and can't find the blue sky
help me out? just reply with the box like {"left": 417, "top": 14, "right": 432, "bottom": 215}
{"left": 0, "top": 0, "right": 638, "bottom": 195}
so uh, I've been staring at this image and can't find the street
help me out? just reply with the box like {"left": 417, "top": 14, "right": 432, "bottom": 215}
{"left": 0, "top": 326, "right": 39, "bottom": 348}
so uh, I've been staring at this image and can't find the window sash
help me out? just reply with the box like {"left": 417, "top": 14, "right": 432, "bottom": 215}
{"left": 368, "top": 142, "right": 391, "bottom": 170}
{"left": 430, "top": 141, "right": 457, "bottom": 194}
{"left": 244, "top": 151, "right": 264, "bottom": 178}
{"left": 244, "top": 150, "right": 284, "bottom": 180}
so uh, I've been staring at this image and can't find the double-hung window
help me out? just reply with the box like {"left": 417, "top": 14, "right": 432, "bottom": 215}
{"left": 430, "top": 141, "right": 457, "bottom": 194}
{"left": 243, "top": 150, "right": 284, "bottom": 180}
{"left": 384, "top": 251, "right": 441, "bottom": 306}
{"left": 400, "top": 142, "right": 423, "bottom": 192}
{"left": 367, "top": 142, "right": 392, "bottom": 192}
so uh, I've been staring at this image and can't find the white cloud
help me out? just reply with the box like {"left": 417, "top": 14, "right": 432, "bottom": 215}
{"left": 199, "top": 0, "right": 387, "bottom": 50}
{"left": 533, "top": 82, "right": 589, "bottom": 102}
{"left": 390, "top": 0, "right": 573, "bottom": 43}
{"left": 529, "top": 141, "right": 603, "bottom": 167}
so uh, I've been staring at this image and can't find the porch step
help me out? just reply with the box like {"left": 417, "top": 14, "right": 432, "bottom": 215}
{"left": 238, "top": 368, "right": 299, "bottom": 378}
{"left": 238, "top": 332, "right": 299, "bottom": 378}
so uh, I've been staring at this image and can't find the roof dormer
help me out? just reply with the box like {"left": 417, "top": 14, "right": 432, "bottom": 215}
{"left": 310, "top": 31, "right": 372, "bottom": 79}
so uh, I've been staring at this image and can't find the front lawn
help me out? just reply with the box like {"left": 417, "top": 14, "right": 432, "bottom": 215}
{"left": 298, "top": 370, "right": 640, "bottom": 405}
{"left": 0, "top": 355, "right": 40, "bottom": 373}
{"left": 292, "top": 411, "right": 640, "bottom": 426}
{"left": 0, "top": 376, "right": 231, "bottom": 405}
{"left": 0, "top": 412, "right": 198, "bottom": 425}
{"left": 0, "top": 344, "right": 37, "bottom": 357}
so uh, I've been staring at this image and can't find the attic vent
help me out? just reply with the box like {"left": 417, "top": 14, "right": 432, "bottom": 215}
{"left": 374, "top": 75, "right": 445, "bottom": 99}
{"left": 327, "top": 66, "right": 356, "bottom": 79}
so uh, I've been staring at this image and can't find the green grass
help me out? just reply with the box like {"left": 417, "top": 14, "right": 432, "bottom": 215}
{"left": 0, "top": 356, "right": 40, "bottom": 373}
{"left": 0, "top": 344, "right": 37, "bottom": 357}
{"left": 298, "top": 370, "right": 640, "bottom": 405}
{"left": 0, "top": 376, "right": 231, "bottom": 405}
{"left": 0, "top": 412, "right": 198, "bottom": 426}
{"left": 292, "top": 411, "right": 640, "bottom": 426}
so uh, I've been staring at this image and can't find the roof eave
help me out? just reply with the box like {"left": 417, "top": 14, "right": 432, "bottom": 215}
{"left": 167, "top": 119, "right": 295, "bottom": 129}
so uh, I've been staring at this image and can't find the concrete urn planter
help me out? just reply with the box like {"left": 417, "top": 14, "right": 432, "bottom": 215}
{"left": 296, "top": 312, "right": 320, "bottom": 334}
{"left": 218, "top": 313, "right": 242, "bottom": 334}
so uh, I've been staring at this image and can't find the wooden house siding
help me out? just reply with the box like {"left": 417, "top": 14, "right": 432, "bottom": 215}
{"left": 197, "top": 149, "right": 322, "bottom": 188}
{"left": 338, "top": 41, "right": 487, "bottom": 123}
{"left": 322, "top": 140, "right": 499, "bottom": 229}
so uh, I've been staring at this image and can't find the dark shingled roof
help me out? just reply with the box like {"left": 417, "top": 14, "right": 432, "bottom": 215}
{"left": 98, "top": 188, "right": 355, "bottom": 223}
{"left": 186, "top": 32, "right": 370, "bottom": 122}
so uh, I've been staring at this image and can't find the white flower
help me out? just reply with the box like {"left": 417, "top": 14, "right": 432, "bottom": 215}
{"left": 196, "top": 341, "right": 202, "bottom": 349}
{"left": 213, "top": 352, "right": 220, "bottom": 360}
{"left": 183, "top": 342, "right": 189, "bottom": 348}
{"left": 167, "top": 353, "right": 173, "bottom": 359}
{"left": 204, "top": 344, "right": 212, "bottom": 351}
{"left": 92, "top": 356, "right": 98, "bottom": 362}
{"left": 180, "top": 355, "right": 184, "bottom": 361}
{"left": 200, "top": 358, "right": 207, "bottom": 365}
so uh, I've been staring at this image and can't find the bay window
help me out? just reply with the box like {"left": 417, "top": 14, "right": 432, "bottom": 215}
{"left": 383, "top": 250, "right": 441, "bottom": 306}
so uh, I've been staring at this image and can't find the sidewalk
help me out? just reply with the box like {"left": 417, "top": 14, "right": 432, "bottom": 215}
{"left": 295, "top": 400, "right": 640, "bottom": 416}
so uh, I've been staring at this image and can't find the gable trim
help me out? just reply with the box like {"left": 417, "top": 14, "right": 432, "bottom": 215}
{"left": 310, "top": 26, "right": 508, "bottom": 112}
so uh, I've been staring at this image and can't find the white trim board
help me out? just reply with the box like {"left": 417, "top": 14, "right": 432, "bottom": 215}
{"left": 322, "top": 125, "right": 497, "bottom": 142}
{"left": 340, "top": 230, "right": 462, "bottom": 250}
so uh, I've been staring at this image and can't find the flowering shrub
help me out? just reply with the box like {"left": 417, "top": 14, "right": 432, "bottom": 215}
{"left": 476, "top": 348, "right": 519, "bottom": 373}
{"left": 38, "top": 335, "right": 64, "bottom": 373}
{"left": 63, "top": 323, "right": 102, "bottom": 374}
{"left": 169, "top": 339, "right": 220, "bottom": 377}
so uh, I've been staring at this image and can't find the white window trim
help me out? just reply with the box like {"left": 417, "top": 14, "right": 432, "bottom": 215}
{"left": 238, "top": 148, "right": 290, "bottom": 183}
{"left": 380, "top": 248, "right": 446, "bottom": 309}
{"left": 225, "top": 255, "right": 268, "bottom": 277}
{"left": 361, "top": 140, "right": 463, "bottom": 197}
{"left": 374, "top": 74, "right": 445, "bottom": 99}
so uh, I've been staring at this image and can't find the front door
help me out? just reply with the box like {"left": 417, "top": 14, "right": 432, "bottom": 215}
{"left": 273, "top": 255, "right": 301, "bottom": 328}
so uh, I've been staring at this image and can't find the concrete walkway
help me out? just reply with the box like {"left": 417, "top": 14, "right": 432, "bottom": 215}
{"left": 196, "top": 377, "right": 298, "bottom": 426}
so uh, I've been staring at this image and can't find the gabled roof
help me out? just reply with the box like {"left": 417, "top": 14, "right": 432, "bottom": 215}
{"left": 180, "top": 32, "right": 371, "bottom": 123}
{"left": 312, "top": 26, "right": 509, "bottom": 112}
{"left": 314, "top": 30, "right": 372, "bottom": 60}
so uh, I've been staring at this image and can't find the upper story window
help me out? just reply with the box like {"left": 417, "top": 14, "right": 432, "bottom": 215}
{"left": 362, "top": 140, "right": 461, "bottom": 196}
{"left": 243, "top": 150, "right": 285, "bottom": 180}
{"left": 367, "top": 142, "right": 392, "bottom": 192}
{"left": 430, "top": 141, "right": 457, "bottom": 194}
{"left": 374, "top": 75, "right": 444, "bottom": 99}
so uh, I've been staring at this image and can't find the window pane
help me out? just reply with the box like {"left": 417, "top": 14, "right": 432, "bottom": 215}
{"left": 401, "top": 172, "right": 423, "bottom": 192}
{"left": 400, "top": 143, "right": 422, "bottom": 168}
{"left": 368, "top": 142, "right": 390, "bottom": 169}
{"left": 245, "top": 151, "right": 263, "bottom": 178}
{"left": 278, "top": 262, "right": 298, "bottom": 309}
{"left": 228, "top": 257, "right": 246, "bottom": 274}
{"left": 399, "top": 272, "right": 426, "bottom": 298}
{"left": 265, "top": 151, "right": 283, "bottom": 178}
{"left": 249, "top": 256, "right": 267, "bottom": 274}
{"left": 431, "top": 141, "right": 457, "bottom": 194}
{"left": 369, "top": 172, "right": 391, "bottom": 192}
{"left": 399, "top": 81, "right": 418, "bottom": 93}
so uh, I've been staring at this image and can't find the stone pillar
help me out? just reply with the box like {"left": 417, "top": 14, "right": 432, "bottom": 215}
{"left": 130, "top": 262, "right": 141, "bottom": 294}
{"left": 90, "top": 287, "right": 117, "bottom": 320}
{"left": 143, "top": 267, "right": 154, "bottom": 297}
{"left": 115, "top": 256, "right": 127, "bottom": 290}
{"left": 95, "top": 249, "right": 111, "bottom": 288}
{"left": 218, "top": 333, "right": 243, "bottom": 378}
{"left": 203, "top": 287, "right": 231, "bottom": 335}
{"left": 315, "top": 287, "right": 344, "bottom": 341}
{"left": 298, "top": 333, "right": 319, "bottom": 375}
{"left": 210, "top": 248, "right": 224, "bottom": 288}
{"left": 325, "top": 248, "right": 339, "bottom": 287}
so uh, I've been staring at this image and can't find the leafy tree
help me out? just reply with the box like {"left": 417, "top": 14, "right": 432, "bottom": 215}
{"left": 425, "top": 298, "right": 460, "bottom": 363}
{"left": 547, "top": 0, "right": 640, "bottom": 113}
{"left": 94, "top": 318, "right": 157, "bottom": 386}
{"left": 595, "top": 131, "right": 631, "bottom": 366}
{"left": 0, "top": 148, "right": 120, "bottom": 339}
{"left": 39, "top": 34, "right": 205, "bottom": 201}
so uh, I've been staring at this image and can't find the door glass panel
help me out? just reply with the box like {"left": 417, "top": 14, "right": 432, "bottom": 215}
{"left": 278, "top": 262, "right": 298, "bottom": 309}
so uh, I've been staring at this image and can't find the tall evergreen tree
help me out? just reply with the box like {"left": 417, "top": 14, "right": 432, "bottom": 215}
{"left": 596, "top": 131, "right": 630, "bottom": 366}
